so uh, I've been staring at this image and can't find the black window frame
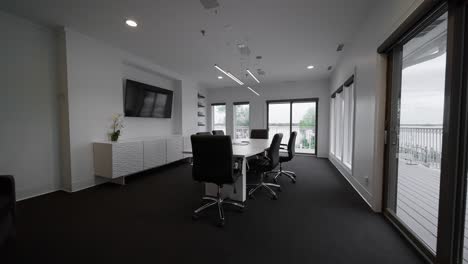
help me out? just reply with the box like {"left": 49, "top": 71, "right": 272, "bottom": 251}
{"left": 266, "top": 98, "right": 319, "bottom": 156}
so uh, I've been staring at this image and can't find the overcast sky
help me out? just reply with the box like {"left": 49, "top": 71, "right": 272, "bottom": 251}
{"left": 268, "top": 102, "right": 316, "bottom": 124}
{"left": 400, "top": 53, "right": 446, "bottom": 125}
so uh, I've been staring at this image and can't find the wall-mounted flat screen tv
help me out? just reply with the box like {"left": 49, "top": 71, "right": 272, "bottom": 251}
{"left": 124, "top": 79, "right": 173, "bottom": 118}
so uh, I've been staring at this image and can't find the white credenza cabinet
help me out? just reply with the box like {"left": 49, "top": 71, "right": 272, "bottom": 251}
{"left": 166, "top": 137, "right": 183, "bottom": 163}
{"left": 93, "top": 135, "right": 185, "bottom": 180}
{"left": 143, "top": 138, "right": 166, "bottom": 170}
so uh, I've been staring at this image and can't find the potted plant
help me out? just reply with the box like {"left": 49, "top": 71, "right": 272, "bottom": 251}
{"left": 110, "top": 114, "right": 124, "bottom": 142}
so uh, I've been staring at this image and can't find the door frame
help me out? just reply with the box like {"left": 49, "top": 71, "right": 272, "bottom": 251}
{"left": 266, "top": 98, "right": 319, "bottom": 155}
{"left": 382, "top": 5, "right": 447, "bottom": 261}
{"left": 436, "top": 0, "right": 468, "bottom": 262}
{"left": 381, "top": 0, "right": 468, "bottom": 263}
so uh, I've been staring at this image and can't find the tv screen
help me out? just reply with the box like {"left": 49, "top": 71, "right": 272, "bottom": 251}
{"left": 124, "top": 79, "right": 173, "bottom": 118}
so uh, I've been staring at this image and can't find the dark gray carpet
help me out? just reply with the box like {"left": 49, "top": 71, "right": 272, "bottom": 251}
{"left": 14, "top": 156, "right": 425, "bottom": 263}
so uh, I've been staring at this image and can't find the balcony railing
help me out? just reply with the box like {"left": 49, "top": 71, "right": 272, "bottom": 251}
{"left": 234, "top": 126, "right": 250, "bottom": 140}
{"left": 233, "top": 124, "right": 316, "bottom": 153}
{"left": 269, "top": 124, "right": 316, "bottom": 154}
{"left": 398, "top": 125, "right": 443, "bottom": 169}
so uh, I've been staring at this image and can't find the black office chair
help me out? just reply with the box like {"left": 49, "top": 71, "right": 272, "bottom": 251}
{"left": 248, "top": 133, "right": 283, "bottom": 200}
{"left": 0, "top": 175, "right": 15, "bottom": 262}
{"left": 212, "top": 130, "right": 224, "bottom": 135}
{"left": 196, "top": 132, "right": 212, "bottom": 135}
{"left": 271, "top": 131, "right": 297, "bottom": 183}
{"left": 190, "top": 135, "right": 244, "bottom": 226}
{"left": 250, "top": 129, "right": 268, "bottom": 139}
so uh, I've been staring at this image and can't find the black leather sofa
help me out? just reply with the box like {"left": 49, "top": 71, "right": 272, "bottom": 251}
{"left": 0, "top": 175, "right": 15, "bottom": 261}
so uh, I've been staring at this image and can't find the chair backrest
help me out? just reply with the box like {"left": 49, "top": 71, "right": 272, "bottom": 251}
{"left": 190, "top": 135, "right": 234, "bottom": 186}
{"left": 196, "top": 132, "right": 212, "bottom": 135}
{"left": 250, "top": 129, "right": 268, "bottom": 139}
{"left": 287, "top": 131, "right": 298, "bottom": 158}
{"left": 212, "top": 130, "right": 225, "bottom": 136}
{"left": 267, "top": 133, "right": 283, "bottom": 168}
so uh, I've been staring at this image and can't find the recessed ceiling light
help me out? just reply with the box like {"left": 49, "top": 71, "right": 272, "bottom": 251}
{"left": 125, "top": 19, "right": 138, "bottom": 27}
{"left": 218, "top": 76, "right": 223, "bottom": 79}
{"left": 307, "top": 65, "right": 315, "bottom": 69}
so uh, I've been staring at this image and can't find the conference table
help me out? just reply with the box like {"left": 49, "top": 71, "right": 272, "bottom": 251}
{"left": 183, "top": 139, "right": 270, "bottom": 202}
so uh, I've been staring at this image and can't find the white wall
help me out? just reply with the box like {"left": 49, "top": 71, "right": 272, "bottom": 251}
{"left": 329, "top": 0, "right": 424, "bottom": 211}
{"left": 0, "top": 11, "right": 61, "bottom": 200}
{"left": 206, "top": 79, "right": 330, "bottom": 157}
{"left": 63, "top": 28, "right": 203, "bottom": 191}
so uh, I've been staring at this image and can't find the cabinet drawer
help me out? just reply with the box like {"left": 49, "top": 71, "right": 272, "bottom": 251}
{"left": 166, "top": 137, "right": 183, "bottom": 163}
{"left": 143, "top": 139, "right": 166, "bottom": 169}
{"left": 112, "top": 142, "right": 143, "bottom": 177}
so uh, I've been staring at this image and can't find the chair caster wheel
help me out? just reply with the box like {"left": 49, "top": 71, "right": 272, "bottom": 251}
{"left": 217, "top": 220, "right": 225, "bottom": 227}
{"left": 273, "top": 179, "right": 278, "bottom": 184}
{"left": 192, "top": 214, "right": 199, "bottom": 220}
{"left": 239, "top": 206, "right": 245, "bottom": 213}
{"left": 248, "top": 195, "right": 255, "bottom": 200}
{"left": 292, "top": 179, "right": 296, "bottom": 184}
{"left": 271, "top": 195, "right": 278, "bottom": 200}
{"left": 277, "top": 187, "right": 282, "bottom": 192}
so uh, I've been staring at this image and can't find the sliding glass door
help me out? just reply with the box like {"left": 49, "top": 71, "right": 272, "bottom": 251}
{"left": 233, "top": 102, "right": 250, "bottom": 140}
{"left": 292, "top": 102, "right": 317, "bottom": 154}
{"left": 267, "top": 99, "right": 318, "bottom": 154}
{"left": 385, "top": 8, "right": 447, "bottom": 257}
{"left": 383, "top": 1, "right": 468, "bottom": 262}
{"left": 267, "top": 102, "right": 291, "bottom": 144}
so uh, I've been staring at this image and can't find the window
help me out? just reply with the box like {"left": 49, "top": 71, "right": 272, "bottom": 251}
{"left": 233, "top": 102, "right": 250, "bottom": 140}
{"left": 267, "top": 99, "right": 318, "bottom": 154}
{"left": 343, "top": 83, "right": 354, "bottom": 167}
{"left": 330, "top": 99, "right": 335, "bottom": 155}
{"left": 211, "top": 104, "right": 226, "bottom": 133}
{"left": 330, "top": 76, "right": 355, "bottom": 169}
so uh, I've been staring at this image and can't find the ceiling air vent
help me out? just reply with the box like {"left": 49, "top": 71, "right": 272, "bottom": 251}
{"left": 257, "top": 69, "right": 266, "bottom": 76}
{"left": 336, "top": 43, "right": 344, "bottom": 52}
{"left": 200, "top": 0, "right": 219, "bottom": 9}
{"left": 237, "top": 44, "right": 251, "bottom": 56}
{"left": 327, "top": 66, "right": 333, "bottom": 71}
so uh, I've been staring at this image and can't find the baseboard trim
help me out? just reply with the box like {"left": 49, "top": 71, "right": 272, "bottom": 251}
{"left": 16, "top": 184, "right": 63, "bottom": 201}
{"left": 71, "top": 177, "right": 108, "bottom": 192}
{"left": 328, "top": 157, "right": 376, "bottom": 212}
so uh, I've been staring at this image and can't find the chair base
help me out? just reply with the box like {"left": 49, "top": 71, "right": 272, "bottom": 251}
{"left": 192, "top": 187, "right": 245, "bottom": 227}
{"left": 268, "top": 163, "right": 296, "bottom": 183}
{"left": 247, "top": 173, "right": 281, "bottom": 200}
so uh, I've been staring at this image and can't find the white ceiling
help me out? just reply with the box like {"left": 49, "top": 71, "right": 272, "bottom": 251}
{"left": 0, "top": 0, "right": 375, "bottom": 89}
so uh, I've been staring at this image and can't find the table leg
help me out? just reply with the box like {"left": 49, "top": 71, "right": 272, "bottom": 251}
{"left": 204, "top": 157, "right": 246, "bottom": 202}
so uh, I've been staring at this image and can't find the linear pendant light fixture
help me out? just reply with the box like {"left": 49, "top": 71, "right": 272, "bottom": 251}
{"left": 214, "top": 65, "right": 244, "bottom": 85}
{"left": 247, "top": 86, "right": 260, "bottom": 96}
{"left": 246, "top": 69, "right": 260, "bottom": 83}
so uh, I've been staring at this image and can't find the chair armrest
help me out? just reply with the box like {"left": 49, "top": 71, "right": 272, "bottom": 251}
{"left": 233, "top": 157, "right": 244, "bottom": 170}
{"left": 0, "top": 176, "right": 15, "bottom": 198}
{"left": 0, "top": 175, "right": 15, "bottom": 218}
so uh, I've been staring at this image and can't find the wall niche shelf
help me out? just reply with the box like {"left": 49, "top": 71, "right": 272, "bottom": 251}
{"left": 197, "top": 92, "right": 207, "bottom": 131}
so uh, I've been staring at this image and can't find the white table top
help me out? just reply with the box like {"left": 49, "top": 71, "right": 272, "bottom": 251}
{"left": 183, "top": 138, "right": 270, "bottom": 158}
